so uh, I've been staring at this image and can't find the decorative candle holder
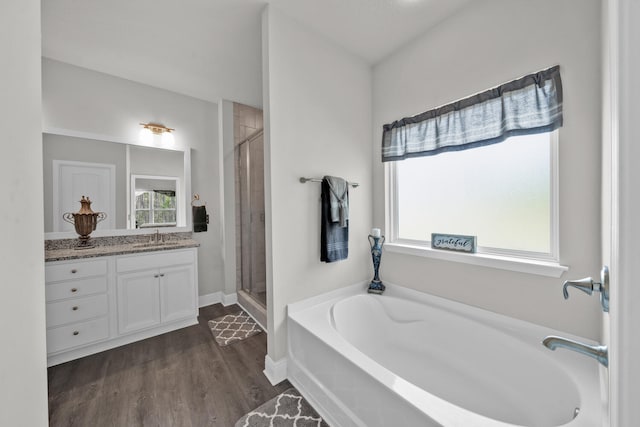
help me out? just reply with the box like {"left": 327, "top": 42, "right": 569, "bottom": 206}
{"left": 63, "top": 196, "right": 107, "bottom": 249}
{"left": 367, "top": 233, "right": 386, "bottom": 295}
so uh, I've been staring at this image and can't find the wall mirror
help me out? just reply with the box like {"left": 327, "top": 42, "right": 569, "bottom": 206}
{"left": 43, "top": 132, "right": 191, "bottom": 238}
{"left": 131, "top": 175, "right": 181, "bottom": 229}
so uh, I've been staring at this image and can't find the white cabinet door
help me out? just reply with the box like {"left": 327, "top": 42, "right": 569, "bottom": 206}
{"left": 116, "top": 270, "right": 160, "bottom": 334}
{"left": 160, "top": 265, "right": 196, "bottom": 323}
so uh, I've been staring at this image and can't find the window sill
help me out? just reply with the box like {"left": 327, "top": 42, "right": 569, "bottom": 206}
{"left": 384, "top": 242, "right": 568, "bottom": 278}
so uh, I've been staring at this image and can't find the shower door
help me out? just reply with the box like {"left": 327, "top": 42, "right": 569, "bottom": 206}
{"left": 236, "top": 132, "right": 266, "bottom": 306}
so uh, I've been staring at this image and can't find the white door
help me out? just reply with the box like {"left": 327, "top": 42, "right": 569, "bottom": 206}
{"left": 159, "top": 265, "right": 196, "bottom": 323}
{"left": 603, "top": 0, "right": 640, "bottom": 425}
{"left": 53, "top": 160, "right": 116, "bottom": 232}
{"left": 116, "top": 270, "right": 161, "bottom": 334}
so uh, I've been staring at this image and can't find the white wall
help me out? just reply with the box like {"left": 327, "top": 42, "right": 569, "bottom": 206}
{"left": 42, "top": 58, "right": 224, "bottom": 297}
{"left": 0, "top": 0, "right": 49, "bottom": 425}
{"left": 263, "top": 6, "right": 373, "bottom": 360}
{"left": 372, "top": 0, "right": 603, "bottom": 340}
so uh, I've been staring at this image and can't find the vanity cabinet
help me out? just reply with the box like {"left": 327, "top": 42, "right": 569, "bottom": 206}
{"left": 116, "top": 250, "right": 197, "bottom": 335}
{"left": 159, "top": 265, "right": 197, "bottom": 323}
{"left": 116, "top": 271, "right": 161, "bottom": 334}
{"left": 45, "top": 247, "right": 198, "bottom": 366}
{"left": 45, "top": 258, "right": 110, "bottom": 355}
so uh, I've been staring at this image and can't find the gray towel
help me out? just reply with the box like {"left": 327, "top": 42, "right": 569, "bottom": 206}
{"left": 321, "top": 178, "right": 348, "bottom": 262}
{"left": 324, "top": 176, "right": 349, "bottom": 228}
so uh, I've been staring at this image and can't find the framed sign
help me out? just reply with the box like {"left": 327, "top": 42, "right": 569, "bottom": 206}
{"left": 431, "top": 233, "right": 477, "bottom": 253}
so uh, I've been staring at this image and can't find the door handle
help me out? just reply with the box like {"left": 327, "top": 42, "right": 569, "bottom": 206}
{"left": 562, "top": 266, "right": 609, "bottom": 312}
{"left": 563, "top": 277, "right": 596, "bottom": 298}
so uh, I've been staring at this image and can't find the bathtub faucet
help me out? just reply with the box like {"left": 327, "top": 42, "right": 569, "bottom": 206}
{"left": 542, "top": 335, "right": 608, "bottom": 367}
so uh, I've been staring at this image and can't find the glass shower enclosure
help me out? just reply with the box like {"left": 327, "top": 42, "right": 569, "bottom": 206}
{"left": 236, "top": 129, "right": 266, "bottom": 307}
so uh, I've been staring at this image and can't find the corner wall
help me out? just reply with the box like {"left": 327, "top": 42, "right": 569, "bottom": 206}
{"left": 263, "top": 6, "right": 373, "bottom": 361}
{"left": 0, "top": 0, "right": 49, "bottom": 425}
{"left": 42, "top": 58, "right": 224, "bottom": 298}
{"left": 372, "top": 0, "right": 603, "bottom": 339}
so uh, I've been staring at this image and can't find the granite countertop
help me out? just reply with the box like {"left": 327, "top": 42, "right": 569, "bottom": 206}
{"left": 45, "top": 233, "right": 200, "bottom": 262}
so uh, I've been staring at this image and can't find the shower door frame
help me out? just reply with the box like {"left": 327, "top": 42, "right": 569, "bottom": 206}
{"left": 236, "top": 129, "right": 266, "bottom": 307}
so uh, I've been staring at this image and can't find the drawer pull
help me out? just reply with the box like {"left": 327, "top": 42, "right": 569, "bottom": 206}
{"left": 160, "top": 273, "right": 165, "bottom": 277}
{"left": 71, "top": 288, "right": 78, "bottom": 293}
{"left": 154, "top": 274, "right": 159, "bottom": 278}
{"left": 71, "top": 269, "right": 78, "bottom": 274}
{"left": 73, "top": 331, "right": 79, "bottom": 336}
{"left": 72, "top": 306, "right": 79, "bottom": 311}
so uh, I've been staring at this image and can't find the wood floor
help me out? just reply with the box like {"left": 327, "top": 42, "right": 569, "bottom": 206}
{"left": 48, "top": 304, "right": 291, "bottom": 427}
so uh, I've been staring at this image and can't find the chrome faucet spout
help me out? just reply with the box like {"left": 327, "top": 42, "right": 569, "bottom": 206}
{"left": 543, "top": 335, "right": 608, "bottom": 367}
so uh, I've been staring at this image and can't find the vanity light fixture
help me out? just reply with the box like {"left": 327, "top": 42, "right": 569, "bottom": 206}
{"left": 139, "top": 122, "right": 175, "bottom": 145}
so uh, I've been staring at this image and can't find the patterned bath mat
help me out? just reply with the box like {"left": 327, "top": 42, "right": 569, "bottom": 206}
{"left": 208, "top": 311, "right": 262, "bottom": 346}
{"left": 235, "top": 388, "right": 328, "bottom": 427}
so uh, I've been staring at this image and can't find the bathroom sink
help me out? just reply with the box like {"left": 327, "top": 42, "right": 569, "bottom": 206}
{"left": 133, "top": 241, "right": 181, "bottom": 248}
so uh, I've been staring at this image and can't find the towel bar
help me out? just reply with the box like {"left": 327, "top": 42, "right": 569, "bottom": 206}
{"left": 299, "top": 177, "right": 359, "bottom": 188}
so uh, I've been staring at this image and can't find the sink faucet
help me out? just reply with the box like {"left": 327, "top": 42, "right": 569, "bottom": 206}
{"left": 542, "top": 335, "right": 608, "bottom": 367}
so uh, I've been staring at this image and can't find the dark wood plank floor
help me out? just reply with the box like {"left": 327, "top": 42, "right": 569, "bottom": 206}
{"left": 48, "top": 304, "right": 291, "bottom": 427}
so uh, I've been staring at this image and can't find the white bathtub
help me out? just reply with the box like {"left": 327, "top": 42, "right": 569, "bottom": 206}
{"left": 287, "top": 283, "right": 604, "bottom": 427}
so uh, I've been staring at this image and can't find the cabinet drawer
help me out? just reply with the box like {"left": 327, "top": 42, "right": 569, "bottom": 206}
{"left": 46, "top": 294, "right": 109, "bottom": 328}
{"left": 46, "top": 259, "right": 108, "bottom": 283}
{"left": 45, "top": 276, "right": 108, "bottom": 302}
{"left": 46, "top": 317, "right": 109, "bottom": 354}
{"left": 116, "top": 249, "right": 194, "bottom": 273}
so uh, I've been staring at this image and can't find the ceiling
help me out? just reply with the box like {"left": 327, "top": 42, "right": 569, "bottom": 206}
{"left": 42, "top": 0, "right": 474, "bottom": 107}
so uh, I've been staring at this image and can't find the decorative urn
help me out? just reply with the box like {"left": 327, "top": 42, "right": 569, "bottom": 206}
{"left": 63, "top": 196, "right": 107, "bottom": 249}
{"left": 367, "top": 228, "right": 386, "bottom": 294}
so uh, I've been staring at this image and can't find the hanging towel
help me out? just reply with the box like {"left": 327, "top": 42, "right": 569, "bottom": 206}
{"left": 324, "top": 175, "right": 349, "bottom": 228}
{"left": 193, "top": 205, "right": 208, "bottom": 233}
{"left": 321, "top": 178, "right": 348, "bottom": 262}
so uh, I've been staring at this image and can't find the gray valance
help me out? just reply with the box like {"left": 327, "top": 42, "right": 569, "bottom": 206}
{"left": 381, "top": 65, "right": 563, "bottom": 162}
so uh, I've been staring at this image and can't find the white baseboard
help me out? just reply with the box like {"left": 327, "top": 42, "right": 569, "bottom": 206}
{"left": 198, "top": 292, "right": 222, "bottom": 307}
{"left": 263, "top": 355, "right": 287, "bottom": 385}
{"left": 221, "top": 292, "right": 238, "bottom": 306}
{"left": 198, "top": 291, "right": 238, "bottom": 307}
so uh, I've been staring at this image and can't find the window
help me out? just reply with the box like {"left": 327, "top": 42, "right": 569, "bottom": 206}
{"left": 382, "top": 66, "right": 563, "bottom": 271}
{"left": 135, "top": 190, "right": 177, "bottom": 228}
{"left": 388, "top": 131, "right": 558, "bottom": 261}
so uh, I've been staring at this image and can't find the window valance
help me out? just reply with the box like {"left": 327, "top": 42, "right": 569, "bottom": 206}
{"left": 381, "top": 65, "right": 563, "bottom": 162}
